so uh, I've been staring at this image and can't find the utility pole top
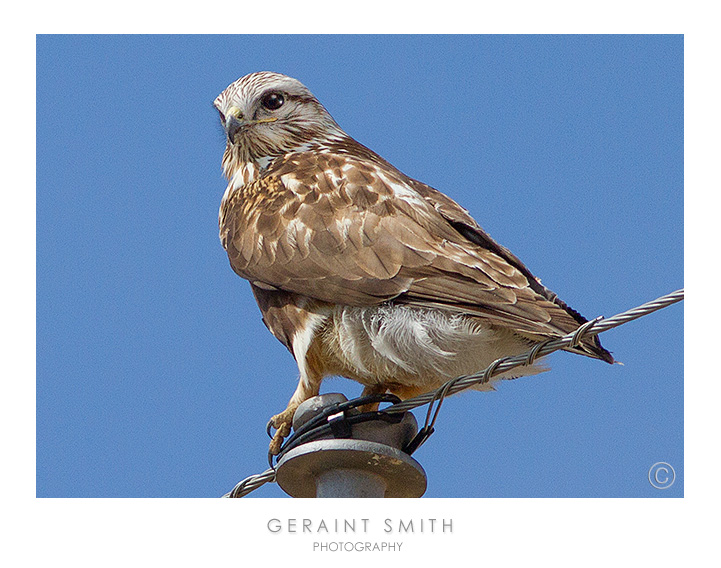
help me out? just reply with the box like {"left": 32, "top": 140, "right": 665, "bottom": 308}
{"left": 274, "top": 393, "right": 427, "bottom": 498}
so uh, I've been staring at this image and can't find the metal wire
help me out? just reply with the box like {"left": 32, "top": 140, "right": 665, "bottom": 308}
{"left": 223, "top": 468, "right": 276, "bottom": 498}
{"left": 387, "top": 288, "right": 684, "bottom": 414}
{"left": 269, "top": 393, "right": 402, "bottom": 468}
{"left": 222, "top": 288, "right": 684, "bottom": 497}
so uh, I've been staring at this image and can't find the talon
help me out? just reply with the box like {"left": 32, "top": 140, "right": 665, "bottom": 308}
{"left": 358, "top": 401, "right": 380, "bottom": 413}
{"left": 269, "top": 422, "right": 291, "bottom": 455}
{"left": 359, "top": 384, "right": 387, "bottom": 413}
{"left": 270, "top": 407, "right": 296, "bottom": 429}
{"left": 268, "top": 407, "right": 297, "bottom": 455}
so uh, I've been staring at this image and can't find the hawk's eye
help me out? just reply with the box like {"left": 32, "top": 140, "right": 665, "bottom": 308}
{"left": 261, "top": 92, "right": 284, "bottom": 111}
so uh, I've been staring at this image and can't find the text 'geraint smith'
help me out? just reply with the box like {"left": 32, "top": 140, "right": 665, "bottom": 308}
{"left": 267, "top": 518, "right": 453, "bottom": 534}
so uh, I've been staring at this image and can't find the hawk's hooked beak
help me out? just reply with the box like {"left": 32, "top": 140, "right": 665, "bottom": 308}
{"left": 224, "top": 106, "right": 278, "bottom": 144}
{"left": 225, "top": 115, "right": 244, "bottom": 144}
{"left": 224, "top": 106, "right": 245, "bottom": 144}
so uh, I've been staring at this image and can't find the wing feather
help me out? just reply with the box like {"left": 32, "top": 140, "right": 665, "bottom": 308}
{"left": 220, "top": 152, "right": 613, "bottom": 362}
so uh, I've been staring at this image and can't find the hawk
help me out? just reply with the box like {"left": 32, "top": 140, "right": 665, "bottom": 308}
{"left": 214, "top": 72, "right": 613, "bottom": 454}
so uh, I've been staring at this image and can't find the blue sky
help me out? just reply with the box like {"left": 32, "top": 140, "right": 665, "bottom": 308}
{"left": 37, "top": 35, "right": 683, "bottom": 498}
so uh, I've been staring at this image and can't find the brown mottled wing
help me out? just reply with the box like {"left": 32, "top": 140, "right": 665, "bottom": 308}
{"left": 220, "top": 152, "right": 612, "bottom": 362}
{"left": 406, "top": 176, "right": 611, "bottom": 361}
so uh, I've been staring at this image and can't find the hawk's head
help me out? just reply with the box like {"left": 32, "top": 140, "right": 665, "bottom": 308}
{"left": 215, "top": 72, "right": 346, "bottom": 177}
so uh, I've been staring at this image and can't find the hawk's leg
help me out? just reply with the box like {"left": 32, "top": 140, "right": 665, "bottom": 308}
{"left": 387, "top": 383, "right": 427, "bottom": 401}
{"left": 268, "top": 378, "right": 320, "bottom": 455}
{"left": 358, "top": 384, "right": 388, "bottom": 413}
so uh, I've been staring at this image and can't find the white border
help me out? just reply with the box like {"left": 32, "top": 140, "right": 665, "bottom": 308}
{"left": 9, "top": 1, "right": 720, "bottom": 565}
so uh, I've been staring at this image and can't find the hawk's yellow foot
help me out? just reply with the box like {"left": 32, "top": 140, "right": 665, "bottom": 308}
{"left": 268, "top": 406, "right": 297, "bottom": 455}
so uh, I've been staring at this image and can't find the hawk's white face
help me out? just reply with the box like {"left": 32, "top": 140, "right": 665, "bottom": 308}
{"left": 215, "top": 72, "right": 345, "bottom": 173}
